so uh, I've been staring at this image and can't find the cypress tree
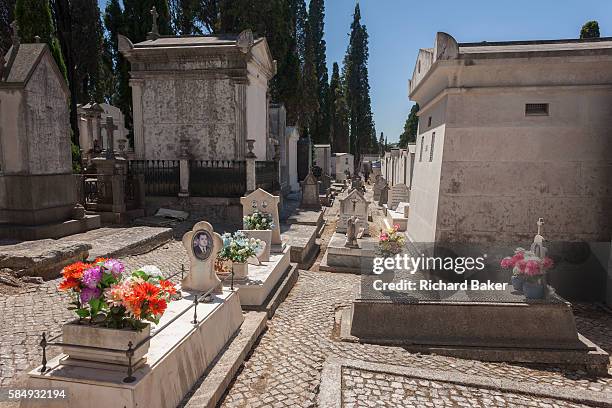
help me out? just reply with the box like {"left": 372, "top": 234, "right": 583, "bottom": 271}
{"left": 580, "top": 20, "right": 600, "bottom": 39}
{"left": 307, "top": 0, "right": 329, "bottom": 144}
{"left": 343, "top": 3, "right": 375, "bottom": 167}
{"left": 399, "top": 104, "right": 419, "bottom": 148}
{"left": 0, "top": 0, "right": 15, "bottom": 55}
{"left": 329, "top": 62, "right": 349, "bottom": 153}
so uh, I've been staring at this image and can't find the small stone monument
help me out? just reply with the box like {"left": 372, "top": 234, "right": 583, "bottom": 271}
{"left": 241, "top": 188, "right": 284, "bottom": 252}
{"left": 300, "top": 171, "right": 321, "bottom": 210}
{"left": 345, "top": 216, "right": 359, "bottom": 248}
{"left": 337, "top": 189, "right": 369, "bottom": 235}
{"left": 373, "top": 176, "right": 387, "bottom": 201}
{"left": 388, "top": 184, "right": 410, "bottom": 210}
{"left": 379, "top": 185, "right": 389, "bottom": 206}
{"left": 182, "top": 221, "right": 223, "bottom": 293}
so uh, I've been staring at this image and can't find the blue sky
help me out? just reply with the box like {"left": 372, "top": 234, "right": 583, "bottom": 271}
{"left": 325, "top": 1, "right": 612, "bottom": 142}
{"left": 99, "top": 1, "right": 612, "bottom": 142}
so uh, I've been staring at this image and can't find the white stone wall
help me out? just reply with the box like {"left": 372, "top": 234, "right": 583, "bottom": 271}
{"left": 247, "top": 66, "right": 269, "bottom": 161}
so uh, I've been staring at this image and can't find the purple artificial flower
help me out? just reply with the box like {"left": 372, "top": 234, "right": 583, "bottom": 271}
{"left": 80, "top": 286, "right": 101, "bottom": 304}
{"left": 82, "top": 266, "right": 102, "bottom": 288}
{"left": 104, "top": 259, "right": 125, "bottom": 278}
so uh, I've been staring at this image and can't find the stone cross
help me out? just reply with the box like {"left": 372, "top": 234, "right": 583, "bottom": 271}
{"left": 148, "top": 7, "right": 160, "bottom": 40}
{"left": 101, "top": 116, "right": 117, "bottom": 159}
{"left": 351, "top": 196, "right": 358, "bottom": 212}
{"left": 10, "top": 21, "right": 19, "bottom": 46}
{"left": 182, "top": 221, "right": 222, "bottom": 293}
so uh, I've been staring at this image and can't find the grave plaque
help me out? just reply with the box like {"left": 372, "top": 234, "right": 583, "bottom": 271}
{"left": 241, "top": 188, "right": 283, "bottom": 251}
{"left": 182, "top": 221, "right": 222, "bottom": 293}
{"left": 337, "top": 189, "right": 369, "bottom": 235}
{"left": 388, "top": 184, "right": 409, "bottom": 210}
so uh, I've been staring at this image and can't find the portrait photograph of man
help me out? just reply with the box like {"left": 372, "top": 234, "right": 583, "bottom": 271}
{"left": 192, "top": 230, "right": 213, "bottom": 261}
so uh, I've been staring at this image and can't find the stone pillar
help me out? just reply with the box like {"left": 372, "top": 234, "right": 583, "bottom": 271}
{"left": 130, "top": 79, "right": 145, "bottom": 159}
{"left": 234, "top": 82, "right": 247, "bottom": 159}
{"left": 246, "top": 139, "right": 257, "bottom": 193}
{"left": 179, "top": 138, "right": 190, "bottom": 198}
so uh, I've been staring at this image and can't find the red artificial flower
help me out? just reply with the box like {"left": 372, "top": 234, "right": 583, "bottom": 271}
{"left": 62, "top": 262, "right": 91, "bottom": 280}
{"left": 59, "top": 278, "right": 80, "bottom": 291}
{"left": 94, "top": 257, "right": 109, "bottom": 264}
{"left": 159, "top": 279, "right": 177, "bottom": 295}
{"left": 132, "top": 281, "right": 161, "bottom": 301}
{"left": 148, "top": 297, "right": 167, "bottom": 316}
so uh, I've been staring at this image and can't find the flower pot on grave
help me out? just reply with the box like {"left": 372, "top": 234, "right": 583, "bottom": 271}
{"left": 62, "top": 320, "right": 150, "bottom": 366}
{"left": 511, "top": 275, "right": 525, "bottom": 292}
{"left": 239, "top": 229, "right": 272, "bottom": 262}
{"left": 232, "top": 262, "right": 248, "bottom": 280}
{"left": 523, "top": 281, "right": 545, "bottom": 299}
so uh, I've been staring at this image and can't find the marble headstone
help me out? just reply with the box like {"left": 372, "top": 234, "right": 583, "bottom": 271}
{"left": 300, "top": 172, "right": 321, "bottom": 210}
{"left": 181, "top": 221, "right": 223, "bottom": 293}
{"left": 373, "top": 176, "right": 387, "bottom": 202}
{"left": 388, "top": 184, "right": 409, "bottom": 210}
{"left": 337, "top": 189, "right": 369, "bottom": 235}
{"left": 379, "top": 185, "right": 389, "bottom": 206}
{"left": 240, "top": 188, "right": 283, "bottom": 250}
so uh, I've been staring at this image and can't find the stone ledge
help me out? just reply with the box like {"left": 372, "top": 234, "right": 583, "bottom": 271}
{"left": 180, "top": 311, "right": 268, "bottom": 408}
{"left": 241, "top": 264, "right": 299, "bottom": 319}
{"left": 318, "top": 357, "right": 612, "bottom": 408}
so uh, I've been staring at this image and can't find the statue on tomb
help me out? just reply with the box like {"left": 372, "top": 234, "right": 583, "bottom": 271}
{"left": 345, "top": 216, "right": 359, "bottom": 248}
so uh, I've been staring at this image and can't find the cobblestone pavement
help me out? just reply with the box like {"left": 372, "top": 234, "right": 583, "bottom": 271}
{"left": 342, "top": 367, "right": 593, "bottom": 408}
{"left": 0, "top": 190, "right": 611, "bottom": 407}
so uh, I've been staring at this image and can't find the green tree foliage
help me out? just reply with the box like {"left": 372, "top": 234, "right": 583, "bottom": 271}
{"left": 580, "top": 20, "right": 600, "bottom": 39}
{"left": 399, "top": 103, "right": 419, "bottom": 148}
{"left": 329, "top": 62, "right": 349, "bottom": 153}
{"left": 218, "top": 0, "right": 302, "bottom": 126}
{"left": 169, "top": 0, "right": 218, "bottom": 34}
{"left": 14, "top": 0, "right": 67, "bottom": 78}
{"left": 306, "top": 0, "right": 329, "bottom": 144}
{"left": 0, "top": 0, "right": 16, "bottom": 55}
{"left": 343, "top": 3, "right": 375, "bottom": 166}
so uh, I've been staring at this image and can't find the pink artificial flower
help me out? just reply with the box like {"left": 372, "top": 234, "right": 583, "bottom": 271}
{"left": 542, "top": 257, "right": 554, "bottom": 269}
{"left": 380, "top": 233, "right": 389, "bottom": 242}
{"left": 500, "top": 257, "right": 514, "bottom": 269}
{"left": 525, "top": 260, "right": 540, "bottom": 276}
{"left": 516, "top": 260, "right": 527, "bottom": 273}
{"left": 393, "top": 224, "right": 400, "bottom": 230}
{"left": 512, "top": 251, "right": 524, "bottom": 262}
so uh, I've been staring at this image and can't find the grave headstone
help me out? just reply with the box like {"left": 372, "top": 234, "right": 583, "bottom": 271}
{"left": 300, "top": 172, "right": 321, "bottom": 210}
{"left": 240, "top": 188, "right": 283, "bottom": 251}
{"left": 337, "top": 189, "right": 369, "bottom": 235}
{"left": 396, "top": 202, "right": 410, "bottom": 218}
{"left": 373, "top": 176, "right": 387, "bottom": 202}
{"left": 182, "top": 221, "right": 223, "bottom": 293}
{"left": 388, "top": 184, "right": 410, "bottom": 210}
{"left": 379, "top": 185, "right": 389, "bottom": 206}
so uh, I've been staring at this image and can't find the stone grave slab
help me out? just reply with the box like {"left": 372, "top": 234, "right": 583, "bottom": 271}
{"left": 388, "top": 184, "right": 410, "bottom": 210}
{"left": 286, "top": 208, "right": 325, "bottom": 237}
{"left": 319, "top": 232, "right": 377, "bottom": 274}
{"left": 0, "top": 240, "right": 91, "bottom": 279}
{"left": 300, "top": 172, "right": 321, "bottom": 210}
{"left": 226, "top": 246, "right": 291, "bottom": 307}
{"left": 281, "top": 223, "right": 319, "bottom": 265}
{"left": 337, "top": 189, "right": 370, "bottom": 235}
{"left": 24, "top": 290, "right": 244, "bottom": 408}
{"left": 385, "top": 201, "right": 409, "bottom": 231}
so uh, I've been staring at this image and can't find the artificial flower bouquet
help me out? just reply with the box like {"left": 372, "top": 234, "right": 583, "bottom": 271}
{"left": 500, "top": 248, "right": 554, "bottom": 282}
{"left": 59, "top": 258, "right": 178, "bottom": 330}
{"left": 218, "top": 231, "right": 262, "bottom": 263}
{"left": 243, "top": 211, "right": 275, "bottom": 230}
{"left": 377, "top": 224, "right": 406, "bottom": 257}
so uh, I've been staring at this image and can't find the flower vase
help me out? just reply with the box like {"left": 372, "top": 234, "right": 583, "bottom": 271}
{"left": 239, "top": 229, "right": 272, "bottom": 262}
{"left": 232, "top": 262, "right": 248, "bottom": 280}
{"left": 511, "top": 275, "right": 524, "bottom": 292}
{"left": 523, "top": 281, "right": 545, "bottom": 299}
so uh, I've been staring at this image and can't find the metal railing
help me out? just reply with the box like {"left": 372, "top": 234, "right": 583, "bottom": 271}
{"left": 38, "top": 265, "right": 237, "bottom": 383}
{"left": 189, "top": 160, "right": 246, "bottom": 197}
{"left": 255, "top": 161, "right": 280, "bottom": 192}
{"left": 129, "top": 160, "right": 180, "bottom": 197}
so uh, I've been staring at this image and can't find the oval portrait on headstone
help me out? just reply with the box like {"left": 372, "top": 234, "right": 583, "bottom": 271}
{"left": 192, "top": 230, "right": 213, "bottom": 261}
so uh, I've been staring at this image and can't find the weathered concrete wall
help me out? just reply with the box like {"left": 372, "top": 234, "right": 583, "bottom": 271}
{"left": 23, "top": 55, "right": 71, "bottom": 175}
{"left": 406, "top": 96, "right": 446, "bottom": 243}
{"left": 247, "top": 65, "right": 269, "bottom": 160}
{"left": 142, "top": 77, "right": 237, "bottom": 161}
{"left": 0, "top": 90, "right": 24, "bottom": 174}
{"left": 435, "top": 88, "right": 612, "bottom": 243}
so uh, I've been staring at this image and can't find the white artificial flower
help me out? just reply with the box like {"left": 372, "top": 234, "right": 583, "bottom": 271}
{"left": 141, "top": 265, "right": 163, "bottom": 277}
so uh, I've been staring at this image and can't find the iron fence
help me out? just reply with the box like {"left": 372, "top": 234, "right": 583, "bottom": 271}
{"left": 189, "top": 160, "right": 246, "bottom": 197}
{"left": 129, "top": 160, "right": 180, "bottom": 197}
{"left": 256, "top": 161, "right": 280, "bottom": 192}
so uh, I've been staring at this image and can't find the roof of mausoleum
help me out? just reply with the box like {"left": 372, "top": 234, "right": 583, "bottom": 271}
{"left": 409, "top": 32, "right": 612, "bottom": 103}
{"left": 132, "top": 34, "right": 266, "bottom": 49}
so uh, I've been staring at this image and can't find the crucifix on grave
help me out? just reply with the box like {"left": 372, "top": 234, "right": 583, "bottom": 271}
{"left": 351, "top": 196, "right": 358, "bottom": 212}
{"left": 147, "top": 7, "right": 160, "bottom": 40}
{"left": 101, "top": 116, "right": 117, "bottom": 159}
